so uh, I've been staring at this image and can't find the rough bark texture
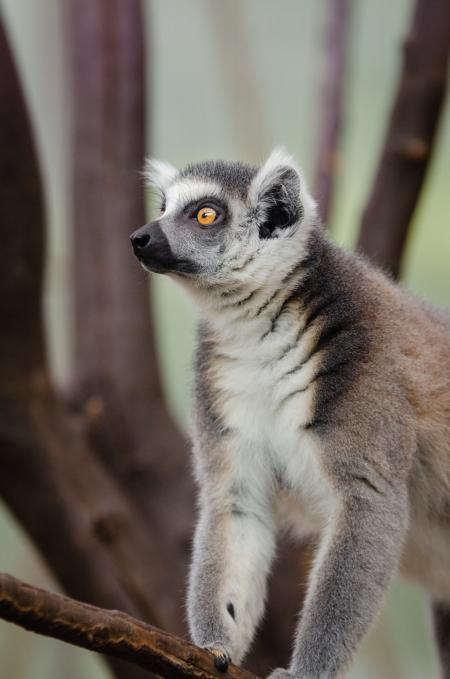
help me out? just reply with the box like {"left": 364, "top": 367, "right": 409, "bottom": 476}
{"left": 314, "top": 0, "right": 351, "bottom": 225}
{"left": 0, "top": 573, "right": 259, "bottom": 679}
{"left": 357, "top": 0, "right": 450, "bottom": 278}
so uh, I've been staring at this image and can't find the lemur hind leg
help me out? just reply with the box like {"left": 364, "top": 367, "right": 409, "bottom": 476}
{"left": 432, "top": 601, "right": 450, "bottom": 679}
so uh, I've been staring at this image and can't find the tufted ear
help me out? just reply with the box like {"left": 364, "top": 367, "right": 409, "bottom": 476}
{"left": 144, "top": 158, "right": 178, "bottom": 193}
{"left": 248, "top": 148, "right": 303, "bottom": 238}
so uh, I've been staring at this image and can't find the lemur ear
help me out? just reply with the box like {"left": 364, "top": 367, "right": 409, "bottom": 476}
{"left": 248, "top": 148, "right": 303, "bottom": 238}
{"left": 144, "top": 158, "right": 178, "bottom": 193}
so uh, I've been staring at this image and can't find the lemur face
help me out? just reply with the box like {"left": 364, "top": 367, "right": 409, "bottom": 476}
{"left": 130, "top": 149, "right": 317, "bottom": 290}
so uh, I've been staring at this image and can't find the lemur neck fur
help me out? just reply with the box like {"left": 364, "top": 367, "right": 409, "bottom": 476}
{"left": 193, "top": 225, "right": 327, "bottom": 350}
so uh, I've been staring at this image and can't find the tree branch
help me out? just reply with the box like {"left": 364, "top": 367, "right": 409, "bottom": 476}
{"left": 0, "top": 19, "right": 46, "bottom": 383}
{"left": 314, "top": 0, "right": 351, "bottom": 226}
{"left": 0, "top": 574, "right": 258, "bottom": 679}
{"left": 357, "top": 0, "right": 450, "bottom": 278}
{"left": 67, "top": 0, "right": 194, "bottom": 619}
{"left": 0, "top": 19, "right": 183, "bottom": 678}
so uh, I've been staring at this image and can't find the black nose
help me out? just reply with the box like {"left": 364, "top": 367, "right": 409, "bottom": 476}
{"left": 130, "top": 227, "right": 151, "bottom": 253}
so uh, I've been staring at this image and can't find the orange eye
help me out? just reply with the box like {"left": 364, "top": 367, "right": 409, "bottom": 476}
{"left": 196, "top": 207, "right": 217, "bottom": 225}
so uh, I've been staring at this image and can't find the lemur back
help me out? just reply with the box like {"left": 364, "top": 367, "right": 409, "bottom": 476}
{"left": 131, "top": 149, "right": 450, "bottom": 679}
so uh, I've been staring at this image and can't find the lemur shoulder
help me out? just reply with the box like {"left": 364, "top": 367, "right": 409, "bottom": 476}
{"left": 130, "top": 149, "right": 450, "bottom": 679}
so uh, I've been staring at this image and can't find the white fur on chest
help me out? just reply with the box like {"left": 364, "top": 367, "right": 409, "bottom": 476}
{"left": 212, "top": 324, "right": 333, "bottom": 526}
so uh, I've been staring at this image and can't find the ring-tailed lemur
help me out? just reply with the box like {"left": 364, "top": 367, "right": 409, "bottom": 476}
{"left": 130, "top": 149, "right": 450, "bottom": 679}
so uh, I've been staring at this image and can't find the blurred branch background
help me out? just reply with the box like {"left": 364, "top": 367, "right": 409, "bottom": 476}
{"left": 0, "top": 0, "right": 449, "bottom": 677}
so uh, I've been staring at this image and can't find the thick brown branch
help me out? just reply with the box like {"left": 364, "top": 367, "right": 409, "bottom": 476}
{"left": 0, "top": 19, "right": 47, "bottom": 383}
{"left": 357, "top": 0, "right": 450, "bottom": 278}
{"left": 0, "top": 574, "right": 258, "bottom": 679}
{"left": 314, "top": 0, "right": 351, "bottom": 225}
{"left": 67, "top": 0, "right": 194, "bottom": 615}
{"left": 69, "top": 0, "right": 157, "bottom": 402}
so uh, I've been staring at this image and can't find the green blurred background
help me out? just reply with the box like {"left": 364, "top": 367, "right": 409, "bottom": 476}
{"left": 1, "top": 0, "right": 449, "bottom": 676}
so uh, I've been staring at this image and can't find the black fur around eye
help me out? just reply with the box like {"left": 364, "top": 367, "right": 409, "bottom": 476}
{"left": 184, "top": 198, "right": 228, "bottom": 227}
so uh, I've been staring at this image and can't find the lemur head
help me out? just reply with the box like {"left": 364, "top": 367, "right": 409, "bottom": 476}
{"left": 130, "top": 148, "right": 318, "bottom": 298}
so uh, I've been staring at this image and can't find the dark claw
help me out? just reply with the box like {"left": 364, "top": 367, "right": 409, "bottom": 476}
{"left": 213, "top": 653, "right": 229, "bottom": 672}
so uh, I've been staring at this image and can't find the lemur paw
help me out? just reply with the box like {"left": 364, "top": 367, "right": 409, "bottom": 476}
{"left": 203, "top": 643, "right": 232, "bottom": 672}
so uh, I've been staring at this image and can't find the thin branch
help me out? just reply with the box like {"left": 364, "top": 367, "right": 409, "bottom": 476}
{"left": 357, "top": 0, "right": 450, "bottom": 278}
{"left": 314, "top": 0, "right": 351, "bottom": 225}
{"left": 0, "top": 574, "right": 258, "bottom": 679}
